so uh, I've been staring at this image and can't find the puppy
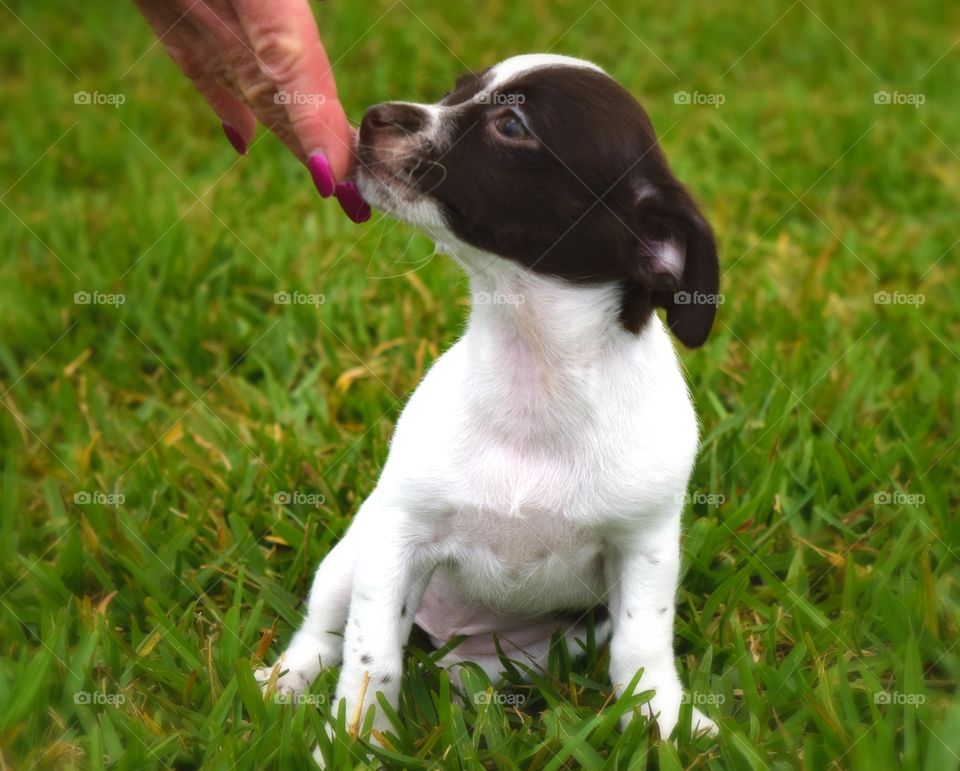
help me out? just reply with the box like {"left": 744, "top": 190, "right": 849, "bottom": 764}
{"left": 257, "top": 53, "right": 720, "bottom": 748}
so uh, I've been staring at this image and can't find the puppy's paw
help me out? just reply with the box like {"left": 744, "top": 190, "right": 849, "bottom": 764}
{"left": 690, "top": 706, "right": 719, "bottom": 737}
{"left": 256, "top": 635, "right": 335, "bottom": 699}
{"left": 618, "top": 678, "right": 681, "bottom": 737}
{"left": 311, "top": 743, "right": 326, "bottom": 769}
{"left": 618, "top": 683, "right": 719, "bottom": 741}
{"left": 310, "top": 708, "right": 384, "bottom": 769}
{"left": 255, "top": 659, "right": 313, "bottom": 699}
{"left": 652, "top": 700, "right": 720, "bottom": 741}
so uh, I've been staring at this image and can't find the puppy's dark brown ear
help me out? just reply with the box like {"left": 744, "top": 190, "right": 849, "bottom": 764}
{"left": 631, "top": 184, "right": 720, "bottom": 348}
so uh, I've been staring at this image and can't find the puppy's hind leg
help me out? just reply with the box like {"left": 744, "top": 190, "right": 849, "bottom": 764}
{"left": 256, "top": 528, "right": 360, "bottom": 696}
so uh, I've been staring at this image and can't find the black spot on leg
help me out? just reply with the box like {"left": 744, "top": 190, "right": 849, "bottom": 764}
{"left": 626, "top": 610, "right": 633, "bottom": 619}
{"left": 380, "top": 674, "right": 392, "bottom": 685}
{"left": 659, "top": 607, "right": 669, "bottom": 615}
{"left": 361, "top": 654, "right": 373, "bottom": 665}
{"left": 401, "top": 603, "right": 407, "bottom": 617}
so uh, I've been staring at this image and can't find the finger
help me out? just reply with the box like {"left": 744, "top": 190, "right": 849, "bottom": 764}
{"left": 232, "top": 0, "right": 355, "bottom": 179}
{"left": 134, "top": 2, "right": 257, "bottom": 152}
{"left": 177, "top": 51, "right": 258, "bottom": 153}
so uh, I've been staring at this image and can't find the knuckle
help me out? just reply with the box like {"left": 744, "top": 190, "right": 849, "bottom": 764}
{"left": 251, "top": 27, "right": 305, "bottom": 83}
{"left": 238, "top": 75, "right": 276, "bottom": 108}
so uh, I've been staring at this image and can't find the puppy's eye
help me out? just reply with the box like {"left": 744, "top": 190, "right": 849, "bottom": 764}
{"left": 494, "top": 112, "right": 531, "bottom": 141}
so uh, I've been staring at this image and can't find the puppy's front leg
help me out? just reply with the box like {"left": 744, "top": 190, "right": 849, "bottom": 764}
{"left": 607, "top": 516, "right": 716, "bottom": 739}
{"left": 335, "top": 500, "right": 434, "bottom": 737}
{"left": 256, "top": 526, "right": 360, "bottom": 695}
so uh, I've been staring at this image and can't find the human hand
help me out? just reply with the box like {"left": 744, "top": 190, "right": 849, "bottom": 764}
{"left": 134, "top": 0, "right": 370, "bottom": 222}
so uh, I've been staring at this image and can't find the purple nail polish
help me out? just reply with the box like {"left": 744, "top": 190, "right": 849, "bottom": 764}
{"left": 307, "top": 153, "right": 335, "bottom": 197}
{"left": 222, "top": 122, "right": 247, "bottom": 155}
{"left": 334, "top": 181, "right": 372, "bottom": 223}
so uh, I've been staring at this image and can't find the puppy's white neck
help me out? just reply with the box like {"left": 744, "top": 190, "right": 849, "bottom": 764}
{"left": 451, "top": 250, "right": 657, "bottom": 448}
{"left": 464, "top": 256, "right": 626, "bottom": 360}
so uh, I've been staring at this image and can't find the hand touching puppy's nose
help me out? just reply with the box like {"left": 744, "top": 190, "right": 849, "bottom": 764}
{"left": 134, "top": 0, "right": 371, "bottom": 222}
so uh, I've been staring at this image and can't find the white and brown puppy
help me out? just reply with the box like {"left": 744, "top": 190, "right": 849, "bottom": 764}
{"left": 258, "top": 53, "right": 721, "bottom": 745}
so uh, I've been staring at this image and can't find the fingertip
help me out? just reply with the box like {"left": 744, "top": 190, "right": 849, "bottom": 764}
{"left": 334, "top": 181, "right": 372, "bottom": 223}
{"left": 222, "top": 122, "right": 248, "bottom": 155}
{"left": 299, "top": 111, "right": 358, "bottom": 181}
{"left": 307, "top": 152, "right": 335, "bottom": 197}
{"left": 305, "top": 142, "right": 354, "bottom": 184}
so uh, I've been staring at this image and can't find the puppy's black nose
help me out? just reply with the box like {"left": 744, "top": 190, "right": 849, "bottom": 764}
{"left": 361, "top": 103, "right": 427, "bottom": 140}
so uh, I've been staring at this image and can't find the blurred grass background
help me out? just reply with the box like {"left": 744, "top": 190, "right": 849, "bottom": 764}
{"left": 1, "top": 0, "right": 958, "bottom": 768}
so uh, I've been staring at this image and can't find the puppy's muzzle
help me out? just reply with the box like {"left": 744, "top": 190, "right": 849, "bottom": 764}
{"left": 360, "top": 103, "right": 428, "bottom": 143}
{"left": 358, "top": 102, "right": 436, "bottom": 202}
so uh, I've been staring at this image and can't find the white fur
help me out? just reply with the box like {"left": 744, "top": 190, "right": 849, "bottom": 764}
{"left": 256, "top": 55, "right": 717, "bottom": 758}
{"left": 489, "top": 53, "right": 606, "bottom": 87}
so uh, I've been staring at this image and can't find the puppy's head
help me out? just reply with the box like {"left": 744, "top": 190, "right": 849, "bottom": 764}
{"left": 356, "top": 54, "right": 719, "bottom": 347}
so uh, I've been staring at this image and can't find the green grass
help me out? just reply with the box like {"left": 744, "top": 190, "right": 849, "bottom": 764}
{"left": 1, "top": 0, "right": 958, "bottom": 768}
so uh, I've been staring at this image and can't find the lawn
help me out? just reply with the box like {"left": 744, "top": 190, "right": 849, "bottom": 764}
{"left": 1, "top": 0, "right": 958, "bottom": 768}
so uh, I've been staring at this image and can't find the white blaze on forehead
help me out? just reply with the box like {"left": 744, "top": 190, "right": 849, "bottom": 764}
{"left": 487, "top": 54, "right": 606, "bottom": 90}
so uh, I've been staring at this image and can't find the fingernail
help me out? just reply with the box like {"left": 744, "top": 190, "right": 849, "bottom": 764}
{"left": 334, "top": 181, "right": 372, "bottom": 223}
{"left": 221, "top": 122, "right": 247, "bottom": 155}
{"left": 307, "top": 153, "right": 335, "bottom": 197}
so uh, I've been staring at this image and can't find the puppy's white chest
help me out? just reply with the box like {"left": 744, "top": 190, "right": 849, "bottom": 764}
{"left": 452, "top": 437, "right": 594, "bottom": 517}
{"left": 379, "top": 307, "right": 697, "bottom": 618}
{"left": 426, "top": 433, "right": 609, "bottom": 612}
